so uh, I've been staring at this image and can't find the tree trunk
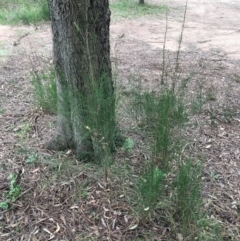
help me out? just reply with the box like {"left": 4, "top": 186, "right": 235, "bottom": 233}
{"left": 139, "top": 0, "right": 144, "bottom": 4}
{"left": 47, "top": 0, "right": 115, "bottom": 161}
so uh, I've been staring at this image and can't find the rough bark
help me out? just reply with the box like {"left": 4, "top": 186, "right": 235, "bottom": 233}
{"left": 47, "top": 0, "right": 115, "bottom": 160}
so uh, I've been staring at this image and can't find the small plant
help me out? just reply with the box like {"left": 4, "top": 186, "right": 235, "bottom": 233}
{"left": 205, "top": 86, "right": 217, "bottom": 101}
{"left": 197, "top": 217, "right": 223, "bottom": 241}
{"left": 133, "top": 89, "right": 186, "bottom": 170}
{"left": 31, "top": 69, "right": 57, "bottom": 114}
{"left": 139, "top": 165, "right": 166, "bottom": 216}
{"left": 190, "top": 85, "right": 205, "bottom": 114}
{"left": 17, "top": 122, "right": 31, "bottom": 139}
{"left": 0, "top": 173, "right": 21, "bottom": 210}
{"left": 0, "top": 201, "right": 9, "bottom": 210}
{"left": 123, "top": 138, "right": 134, "bottom": 152}
{"left": 210, "top": 171, "right": 219, "bottom": 180}
{"left": 8, "top": 173, "right": 21, "bottom": 201}
{"left": 0, "top": 108, "right": 6, "bottom": 114}
{"left": 175, "top": 160, "right": 202, "bottom": 235}
{"left": 67, "top": 71, "right": 118, "bottom": 163}
{"left": 222, "top": 106, "right": 238, "bottom": 123}
{"left": 26, "top": 153, "right": 38, "bottom": 164}
{"left": 81, "top": 190, "right": 88, "bottom": 198}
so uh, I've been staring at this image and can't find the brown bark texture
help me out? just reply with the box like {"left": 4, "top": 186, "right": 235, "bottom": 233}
{"left": 47, "top": 0, "right": 115, "bottom": 160}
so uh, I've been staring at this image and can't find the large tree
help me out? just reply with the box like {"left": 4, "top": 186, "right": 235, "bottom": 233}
{"left": 47, "top": 0, "right": 116, "bottom": 161}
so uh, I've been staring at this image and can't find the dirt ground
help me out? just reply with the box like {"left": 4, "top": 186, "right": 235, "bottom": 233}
{"left": 0, "top": 0, "right": 240, "bottom": 240}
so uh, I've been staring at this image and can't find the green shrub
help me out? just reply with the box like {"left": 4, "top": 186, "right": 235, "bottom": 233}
{"left": 175, "top": 160, "right": 202, "bottom": 234}
{"left": 139, "top": 164, "right": 166, "bottom": 216}
{"left": 132, "top": 89, "right": 186, "bottom": 170}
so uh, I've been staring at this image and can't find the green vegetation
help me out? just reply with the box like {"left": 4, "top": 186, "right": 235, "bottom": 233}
{"left": 0, "top": 0, "right": 167, "bottom": 25}
{"left": 0, "top": 1, "right": 228, "bottom": 240}
{"left": 139, "top": 165, "right": 166, "bottom": 216}
{"left": 31, "top": 69, "right": 57, "bottom": 114}
{"left": 123, "top": 137, "right": 134, "bottom": 152}
{"left": 0, "top": 0, "right": 49, "bottom": 24}
{"left": 0, "top": 173, "right": 22, "bottom": 210}
{"left": 127, "top": 72, "right": 207, "bottom": 238}
{"left": 73, "top": 77, "right": 117, "bottom": 163}
{"left": 132, "top": 88, "right": 186, "bottom": 170}
{"left": 25, "top": 153, "right": 38, "bottom": 164}
{"left": 0, "top": 108, "right": 6, "bottom": 114}
{"left": 29, "top": 29, "right": 222, "bottom": 241}
{"left": 175, "top": 160, "right": 202, "bottom": 235}
{"left": 110, "top": 0, "right": 168, "bottom": 21}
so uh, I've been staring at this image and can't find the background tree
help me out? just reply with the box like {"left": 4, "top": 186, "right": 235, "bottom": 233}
{"left": 139, "top": 0, "right": 144, "bottom": 4}
{"left": 47, "top": 0, "right": 116, "bottom": 160}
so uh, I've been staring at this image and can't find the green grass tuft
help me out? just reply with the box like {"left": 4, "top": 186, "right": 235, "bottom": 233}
{"left": 132, "top": 89, "right": 187, "bottom": 170}
{"left": 139, "top": 164, "right": 166, "bottom": 216}
{"left": 175, "top": 160, "right": 202, "bottom": 235}
{"left": 31, "top": 69, "right": 57, "bottom": 114}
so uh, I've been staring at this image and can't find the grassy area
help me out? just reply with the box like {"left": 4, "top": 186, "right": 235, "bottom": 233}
{"left": 0, "top": 0, "right": 49, "bottom": 24}
{"left": 0, "top": 0, "right": 167, "bottom": 25}
{"left": 110, "top": 0, "right": 168, "bottom": 21}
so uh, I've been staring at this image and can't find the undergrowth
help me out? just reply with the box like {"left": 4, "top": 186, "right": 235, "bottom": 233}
{"left": 27, "top": 1, "right": 226, "bottom": 240}
{"left": 0, "top": 0, "right": 49, "bottom": 24}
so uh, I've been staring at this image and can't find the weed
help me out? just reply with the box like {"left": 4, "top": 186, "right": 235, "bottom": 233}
{"left": 209, "top": 171, "right": 219, "bottom": 180}
{"left": 206, "top": 86, "right": 217, "bottom": 101}
{"left": 0, "top": 173, "right": 22, "bottom": 210}
{"left": 208, "top": 105, "right": 238, "bottom": 124}
{"left": 197, "top": 217, "right": 223, "bottom": 241}
{"left": 64, "top": 72, "right": 119, "bottom": 164}
{"left": 0, "top": 108, "right": 6, "bottom": 114}
{"left": 123, "top": 138, "right": 134, "bottom": 152}
{"left": 31, "top": 69, "right": 57, "bottom": 114}
{"left": 139, "top": 164, "right": 166, "bottom": 216}
{"left": 25, "top": 153, "right": 38, "bottom": 164}
{"left": 0, "top": 201, "right": 9, "bottom": 210}
{"left": 190, "top": 85, "right": 205, "bottom": 114}
{"left": 133, "top": 89, "right": 186, "bottom": 170}
{"left": 17, "top": 122, "right": 31, "bottom": 139}
{"left": 91, "top": 211, "right": 99, "bottom": 220}
{"left": 80, "top": 190, "right": 88, "bottom": 198}
{"left": 222, "top": 106, "right": 238, "bottom": 123}
{"left": 175, "top": 160, "right": 202, "bottom": 235}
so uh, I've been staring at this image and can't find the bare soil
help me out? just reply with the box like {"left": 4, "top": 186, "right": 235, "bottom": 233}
{"left": 0, "top": 0, "right": 240, "bottom": 240}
